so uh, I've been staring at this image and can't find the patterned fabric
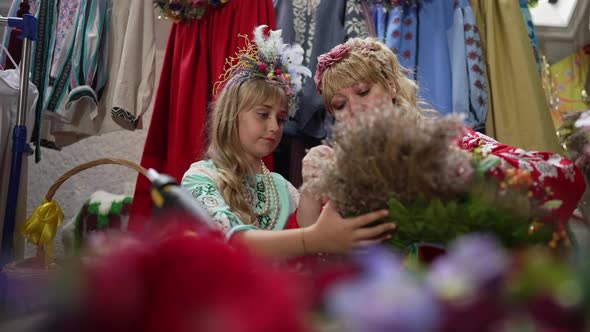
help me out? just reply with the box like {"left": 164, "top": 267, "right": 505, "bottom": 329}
{"left": 546, "top": 48, "right": 590, "bottom": 129}
{"left": 49, "top": 0, "right": 81, "bottom": 79}
{"left": 459, "top": 127, "right": 585, "bottom": 224}
{"left": 450, "top": 0, "right": 488, "bottom": 130}
{"left": 385, "top": 5, "right": 417, "bottom": 72}
{"left": 292, "top": 0, "right": 320, "bottom": 66}
{"left": 345, "top": 0, "right": 370, "bottom": 38}
{"left": 520, "top": 0, "right": 542, "bottom": 74}
{"left": 371, "top": 0, "right": 489, "bottom": 129}
{"left": 181, "top": 160, "right": 299, "bottom": 235}
{"left": 111, "top": 107, "right": 140, "bottom": 129}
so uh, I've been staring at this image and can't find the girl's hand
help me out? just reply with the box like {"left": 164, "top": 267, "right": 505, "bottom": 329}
{"left": 304, "top": 202, "right": 396, "bottom": 254}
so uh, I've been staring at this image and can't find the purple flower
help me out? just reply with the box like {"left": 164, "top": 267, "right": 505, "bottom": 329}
{"left": 427, "top": 234, "right": 507, "bottom": 301}
{"left": 325, "top": 246, "right": 439, "bottom": 332}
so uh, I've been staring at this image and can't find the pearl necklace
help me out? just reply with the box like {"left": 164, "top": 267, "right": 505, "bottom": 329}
{"left": 253, "top": 162, "right": 280, "bottom": 230}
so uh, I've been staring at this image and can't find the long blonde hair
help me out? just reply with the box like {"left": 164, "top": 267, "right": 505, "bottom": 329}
{"left": 320, "top": 38, "right": 432, "bottom": 115}
{"left": 206, "top": 78, "right": 288, "bottom": 224}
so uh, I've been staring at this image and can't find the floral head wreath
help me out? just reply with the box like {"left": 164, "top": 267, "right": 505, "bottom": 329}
{"left": 215, "top": 25, "right": 312, "bottom": 117}
{"left": 314, "top": 42, "right": 378, "bottom": 94}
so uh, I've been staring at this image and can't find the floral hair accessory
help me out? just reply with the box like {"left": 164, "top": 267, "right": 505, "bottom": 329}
{"left": 314, "top": 43, "right": 377, "bottom": 94}
{"left": 215, "top": 25, "right": 312, "bottom": 117}
{"left": 154, "top": 0, "right": 230, "bottom": 22}
{"left": 314, "top": 44, "right": 352, "bottom": 94}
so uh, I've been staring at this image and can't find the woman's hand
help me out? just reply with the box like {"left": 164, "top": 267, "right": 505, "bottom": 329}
{"left": 304, "top": 202, "right": 396, "bottom": 254}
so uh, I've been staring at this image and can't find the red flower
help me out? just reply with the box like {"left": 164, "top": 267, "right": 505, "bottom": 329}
{"left": 466, "top": 37, "right": 476, "bottom": 46}
{"left": 394, "top": 17, "right": 401, "bottom": 24}
{"left": 404, "top": 18, "right": 413, "bottom": 26}
{"left": 404, "top": 32, "right": 413, "bottom": 40}
{"left": 403, "top": 50, "right": 412, "bottom": 59}
{"left": 392, "top": 30, "right": 401, "bottom": 38}
{"left": 53, "top": 221, "right": 310, "bottom": 332}
{"left": 464, "top": 23, "right": 472, "bottom": 32}
{"left": 258, "top": 62, "right": 267, "bottom": 72}
{"left": 275, "top": 68, "right": 282, "bottom": 75}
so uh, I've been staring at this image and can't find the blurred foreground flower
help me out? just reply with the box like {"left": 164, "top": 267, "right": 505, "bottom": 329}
{"left": 46, "top": 217, "right": 309, "bottom": 332}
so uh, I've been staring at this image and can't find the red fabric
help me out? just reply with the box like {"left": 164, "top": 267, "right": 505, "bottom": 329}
{"left": 459, "top": 127, "right": 586, "bottom": 225}
{"left": 4, "top": 29, "right": 23, "bottom": 70}
{"left": 285, "top": 209, "right": 300, "bottom": 230}
{"left": 129, "top": 2, "right": 276, "bottom": 232}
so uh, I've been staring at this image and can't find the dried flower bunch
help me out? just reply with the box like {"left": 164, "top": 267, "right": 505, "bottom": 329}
{"left": 306, "top": 105, "right": 473, "bottom": 217}
{"left": 304, "top": 104, "right": 557, "bottom": 249}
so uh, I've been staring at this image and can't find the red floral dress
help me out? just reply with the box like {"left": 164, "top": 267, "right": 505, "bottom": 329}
{"left": 459, "top": 128, "right": 586, "bottom": 224}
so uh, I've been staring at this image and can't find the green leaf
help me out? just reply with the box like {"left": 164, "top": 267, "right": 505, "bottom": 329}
{"left": 388, "top": 198, "right": 409, "bottom": 220}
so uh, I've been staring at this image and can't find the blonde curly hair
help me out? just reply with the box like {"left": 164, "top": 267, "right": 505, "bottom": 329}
{"left": 317, "top": 37, "right": 433, "bottom": 115}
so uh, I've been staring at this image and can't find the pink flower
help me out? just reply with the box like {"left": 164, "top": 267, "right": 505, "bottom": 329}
{"left": 314, "top": 44, "right": 352, "bottom": 94}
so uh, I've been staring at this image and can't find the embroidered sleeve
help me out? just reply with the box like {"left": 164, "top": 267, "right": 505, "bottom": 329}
{"left": 181, "top": 174, "right": 258, "bottom": 235}
{"left": 459, "top": 128, "right": 586, "bottom": 223}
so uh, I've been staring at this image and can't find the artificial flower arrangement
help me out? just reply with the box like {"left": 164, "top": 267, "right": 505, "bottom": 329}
{"left": 153, "top": 0, "right": 230, "bottom": 22}
{"left": 215, "top": 25, "right": 311, "bottom": 117}
{"left": 304, "top": 105, "right": 566, "bottom": 251}
{"left": 323, "top": 234, "right": 590, "bottom": 332}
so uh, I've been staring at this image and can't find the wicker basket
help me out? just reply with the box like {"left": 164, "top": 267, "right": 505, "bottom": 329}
{"left": 0, "top": 158, "right": 147, "bottom": 316}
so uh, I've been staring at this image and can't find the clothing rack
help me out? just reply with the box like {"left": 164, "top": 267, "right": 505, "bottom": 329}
{"left": 0, "top": 14, "right": 37, "bottom": 265}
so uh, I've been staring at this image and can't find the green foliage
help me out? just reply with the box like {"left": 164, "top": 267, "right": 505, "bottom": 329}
{"left": 385, "top": 176, "right": 554, "bottom": 250}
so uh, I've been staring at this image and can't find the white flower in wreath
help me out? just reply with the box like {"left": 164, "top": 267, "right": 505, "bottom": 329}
{"left": 535, "top": 161, "right": 559, "bottom": 181}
